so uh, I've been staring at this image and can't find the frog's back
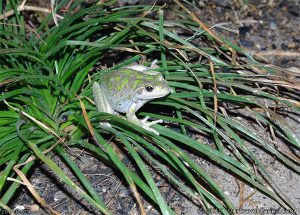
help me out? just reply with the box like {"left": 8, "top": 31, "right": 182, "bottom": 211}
{"left": 100, "top": 69, "right": 140, "bottom": 93}
{"left": 99, "top": 69, "right": 145, "bottom": 112}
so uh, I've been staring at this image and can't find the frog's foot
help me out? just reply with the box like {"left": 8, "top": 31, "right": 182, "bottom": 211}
{"left": 150, "top": 59, "right": 159, "bottom": 69}
{"left": 141, "top": 116, "right": 163, "bottom": 125}
{"left": 139, "top": 116, "right": 163, "bottom": 135}
{"left": 127, "top": 105, "right": 162, "bottom": 135}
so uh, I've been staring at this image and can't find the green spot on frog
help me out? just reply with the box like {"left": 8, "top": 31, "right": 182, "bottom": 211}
{"left": 117, "top": 78, "right": 129, "bottom": 91}
{"left": 120, "top": 69, "right": 132, "bottom": 75}
{"left": 132, "top": 79, "right": 142, "bottom": 89}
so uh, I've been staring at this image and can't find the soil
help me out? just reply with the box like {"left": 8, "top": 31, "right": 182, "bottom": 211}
{"left": 9, "top": 0, "right": 300, "bottom": 214}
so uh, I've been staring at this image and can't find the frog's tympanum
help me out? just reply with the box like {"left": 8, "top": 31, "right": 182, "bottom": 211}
{"left": 92, "top": 61, "right": 172, "bottom": 135}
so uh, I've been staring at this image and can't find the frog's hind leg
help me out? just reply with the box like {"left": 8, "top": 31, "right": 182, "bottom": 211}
{"left": 125, "top": 59, "right": 160, "bottom": 75}
{"left": 92, "top": 82, "right": 113, "bottom": 127}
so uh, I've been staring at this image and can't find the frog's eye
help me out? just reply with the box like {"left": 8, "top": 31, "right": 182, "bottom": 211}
{"left": 145, "top": 85, "right": 154, "bottom": 92}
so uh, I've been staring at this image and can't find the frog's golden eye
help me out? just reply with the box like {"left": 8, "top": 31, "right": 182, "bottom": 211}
{"left": 145, "top": 85, "right": 154, "bottom": 92}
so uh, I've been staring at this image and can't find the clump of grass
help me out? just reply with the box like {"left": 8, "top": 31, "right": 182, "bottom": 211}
{"left": 0, "top": 0, "right": 299, "bottom": 214}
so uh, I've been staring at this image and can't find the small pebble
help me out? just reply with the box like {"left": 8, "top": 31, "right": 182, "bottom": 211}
{"left": 288, "top": 42, "right": 296, "bottom": 49}
{"left": 281, "top": 43, "right": 289, "bottom": 50}
{"left": 269, "top": 20, "right": 277, "bottom": 30}
{"left": 30, "top": 204, "right": 40, "bottom": 212}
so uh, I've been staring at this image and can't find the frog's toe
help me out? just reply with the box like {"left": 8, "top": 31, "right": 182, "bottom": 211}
{"left": 139, "top": 118, "right": 163, "bottom": 135}
{"left": 141, "top": 116, "right": 150, "bottom": 123}
{"left": 146, "top": 119, "right": 163, "bottom": 127}
{"left": 141, "top": 116, "right": 163, "bottom": 127}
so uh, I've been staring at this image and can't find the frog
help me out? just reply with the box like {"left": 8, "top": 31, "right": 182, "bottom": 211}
{"left": 92, "top": 60, "right": 172, "bottom": 135}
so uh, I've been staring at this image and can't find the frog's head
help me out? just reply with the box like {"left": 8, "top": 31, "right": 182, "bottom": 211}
{"left": 134, "top": 75, "right": 172, "bottom": 100}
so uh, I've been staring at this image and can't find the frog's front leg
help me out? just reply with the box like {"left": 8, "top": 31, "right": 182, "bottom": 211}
{"left": 92, "top": 82, "right": 114, "bottom": 127}
{"left": 126, "top": 103, "right": 162, "bottom": 135}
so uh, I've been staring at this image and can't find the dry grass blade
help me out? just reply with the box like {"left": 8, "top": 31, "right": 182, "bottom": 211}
{"left": 13, "top": 163, "right": 60, "bottom": 215}
{"left": 246, "top": 78, "right": 300, "bottom": 91}
{"left": 209, "top": 60, "right": 218, "bottom": 124}
{"left": 257, "top": 50, "right": 300, "bottom": 57}
{"left": 4, "top": 100, "right": 61, "bottom": 140}
{"left": 76, "top": 94, "right": 105, "bottom": 152}
{"left": 174, "top": 0, "right": 237, "bottom": 62}
{"left": 0, "top": 0, "right": 63, "bottom": 20}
